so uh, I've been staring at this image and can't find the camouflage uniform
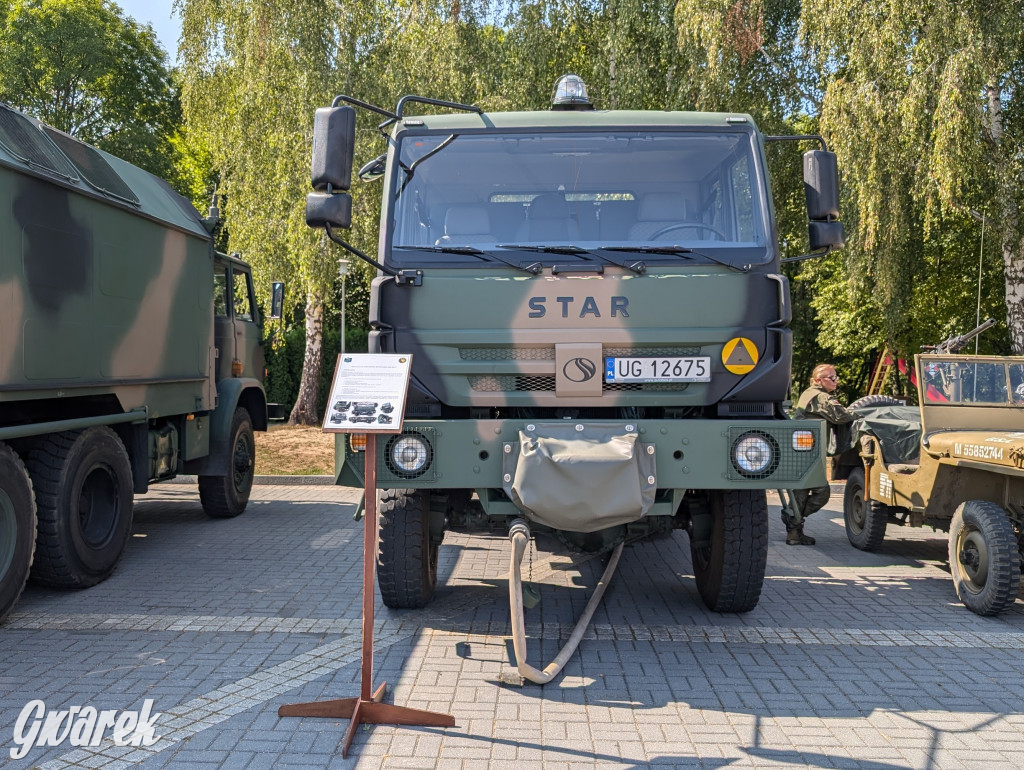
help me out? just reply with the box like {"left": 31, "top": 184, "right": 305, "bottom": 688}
{"left": 785, "top": 384, "right": 856, "bottom": 540}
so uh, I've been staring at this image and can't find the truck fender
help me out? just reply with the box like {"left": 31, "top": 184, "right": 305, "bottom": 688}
{"left": 185, "top": 378, "right": 267, "bottom": 476}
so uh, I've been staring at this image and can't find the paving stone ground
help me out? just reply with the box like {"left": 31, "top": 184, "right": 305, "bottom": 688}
{"left": 2, "top": 483, "right": 1024, "bottom": 769}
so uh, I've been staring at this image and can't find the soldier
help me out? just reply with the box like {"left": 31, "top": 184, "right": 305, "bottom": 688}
{"left": 787, "top": 364, "right": 856, "bottom": 545}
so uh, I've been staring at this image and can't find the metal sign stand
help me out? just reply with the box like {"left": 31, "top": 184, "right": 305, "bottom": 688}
{"left": 278, "top": 432, "right": 455, "bottom": 757}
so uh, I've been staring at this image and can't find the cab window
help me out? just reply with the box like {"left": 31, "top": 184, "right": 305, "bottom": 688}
{"left": 232, "top": 270, "right": 254, "bottom": 322}
{"left": 214, "top": 264, "right": 228, "bottom": 317}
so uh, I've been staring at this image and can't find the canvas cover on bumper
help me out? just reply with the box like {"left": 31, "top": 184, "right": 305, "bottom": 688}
{"left": 502, "top": 423, "right": 657, "bottom": 533}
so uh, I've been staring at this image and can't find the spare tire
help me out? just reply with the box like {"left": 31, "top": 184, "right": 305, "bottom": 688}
{"left": 849, "top": 394, "right": 902, "bottom": 410}
{"left": 849, "top": 394, "right": 903, "bottom": 410}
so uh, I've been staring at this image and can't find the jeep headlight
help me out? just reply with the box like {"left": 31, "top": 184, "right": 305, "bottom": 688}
{"left": 386, "top": 433, "right": 432, "bottom": 478}
{"left": 732, "top": 431, "right": 778, "bottom": 478}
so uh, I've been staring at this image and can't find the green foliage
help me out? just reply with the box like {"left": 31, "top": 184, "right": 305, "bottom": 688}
{"left": 0, "top": 0, "right": 181, "bottom": 181}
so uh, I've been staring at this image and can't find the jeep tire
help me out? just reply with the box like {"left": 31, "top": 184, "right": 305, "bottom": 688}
{"left": 377, "top": 488, "right": 438, "bottom": 609}
{"left": 691, "top": 489, "right": 768, "bottom": 613}
{"left": 843, "top": 467, "right": 888, "bottom": 551}
{"left": 949, "top": 500, "right": 1021, "bottom": 616}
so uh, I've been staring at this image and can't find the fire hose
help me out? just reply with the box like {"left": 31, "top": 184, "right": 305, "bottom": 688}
{"left": 507, "top": 518, "right": 623, "bottom": 685}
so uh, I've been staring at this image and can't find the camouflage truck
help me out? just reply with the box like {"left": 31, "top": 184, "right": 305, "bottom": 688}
{"left": 834, "top": 348, "right": 1024, "bottom": 616}
{"left": 0, "top": 104, "right": 269, "bottom": 623}
{"left": 305, "top": 76, "right": 844, "bottom": 613}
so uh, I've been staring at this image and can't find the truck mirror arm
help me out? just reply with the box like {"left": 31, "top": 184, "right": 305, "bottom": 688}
{"left": 781, "top": 243, "right": 836, "bottom": 264}
{"left": 324, "top": 223, "right": 397, "bottom": 277}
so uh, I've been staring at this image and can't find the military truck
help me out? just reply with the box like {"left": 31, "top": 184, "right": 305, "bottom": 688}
{"left": 304, "top": 76, "right": 844, "bottom": 613}
{"left": 835, "top": 347, "right": 1024, "bottom": 616}
{"left": 0, "top": 104, "right": 270, "bottom": 623}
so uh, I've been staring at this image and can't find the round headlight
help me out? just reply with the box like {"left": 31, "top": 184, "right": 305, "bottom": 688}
{"left": 386, "top": 433, "right": 432, "bottom": 478}
{"left": 732, "top": 432, "right": 778, "bottom": 478}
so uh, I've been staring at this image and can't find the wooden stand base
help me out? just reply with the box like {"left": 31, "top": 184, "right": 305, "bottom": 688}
{"left": 279, "top": 682, "right": 454, "bottom": 757}
{"left": 277, "top": 434, "right": 454, "bottom": 757}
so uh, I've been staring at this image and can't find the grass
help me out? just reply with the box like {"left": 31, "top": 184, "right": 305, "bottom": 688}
{"left": 254, "top": 423, "right": 336, "bottom": 475}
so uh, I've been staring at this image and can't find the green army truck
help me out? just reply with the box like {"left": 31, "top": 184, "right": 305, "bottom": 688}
{"left": 0, "top": 104, "right": 269, "bottom": 623}
{"left": 305, "top": 76, "right": 844, "bottom": 613}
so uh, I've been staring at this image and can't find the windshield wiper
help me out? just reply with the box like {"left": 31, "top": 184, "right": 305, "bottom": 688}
{"left": 602, "top": 245, "right": 750, "bottom": 273}
{"left": 497, "top": 244, "right": 645, "bottom": 274}
{"left": 393, "top": 245, "right": 542, "bottom": 274}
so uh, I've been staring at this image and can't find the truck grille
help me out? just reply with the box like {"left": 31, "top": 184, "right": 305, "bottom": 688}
{"left": 459, "top": 345, "right": 700, "bottom": 360}
{"left": 468, "top": 375, "right": 688, "bottom": 393}
{"left": 462, "top": 345, "right": 700, "bottom": 394}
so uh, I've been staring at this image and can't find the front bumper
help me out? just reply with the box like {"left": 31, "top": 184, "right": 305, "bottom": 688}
{"left": 335, "top": 418, "right": 827, "bottom": 493}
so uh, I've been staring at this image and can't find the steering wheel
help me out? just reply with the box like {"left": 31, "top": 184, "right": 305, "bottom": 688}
{"left": 649, "top": 222, "right": 728, "bottom": 241}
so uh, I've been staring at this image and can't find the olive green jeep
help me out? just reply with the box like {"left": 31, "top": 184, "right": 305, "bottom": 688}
{"left": 832, "top": 353, "right": 1024, "bottom": 616}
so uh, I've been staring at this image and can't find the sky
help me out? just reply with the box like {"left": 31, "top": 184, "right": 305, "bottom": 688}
{"left": 115, "top": 0, "right": 181, "bottom": 62}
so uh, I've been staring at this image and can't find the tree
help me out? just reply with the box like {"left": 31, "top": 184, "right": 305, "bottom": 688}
{"left": 803, "top": 0, "right": 1024, "bottom": 353}
{"left": 674, "top": 0, "right": 1024, "bottom": 369}
{"left": 178, "top": 0, "right": 392, "bottom": 425}
{"left": 0, "top": 0, "right": 181, "bottom": 181}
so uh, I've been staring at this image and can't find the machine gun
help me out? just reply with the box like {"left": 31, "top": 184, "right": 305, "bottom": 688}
{"left": 923, "top": 318, "right": 997, "bottom": 354}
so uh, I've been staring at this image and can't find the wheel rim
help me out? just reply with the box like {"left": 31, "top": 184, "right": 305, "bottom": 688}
{"left": 78, "top": 467, "right": 119, "bottom": 548}
{"left": 0, "top": 489, "right": 16, "bottom": 578}
{"left": 849, "top": 485, "right": 866, "bottom": 534}
{"left": 956, "top": 526, "right": 989, "bottom": 594}
{"left": 231, "top": 430, "right": 254, "bottom": 493}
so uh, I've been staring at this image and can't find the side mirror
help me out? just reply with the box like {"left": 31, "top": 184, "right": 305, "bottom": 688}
{"left": 803, "top": 150, "right": 839, "bottom": 219}
{"left": 306, "top": 191, "right": 352, "bottom": 229}
{"left": 804, "top": 150, "right": 844, "bottom": 250}
{"left": 808, "top": 221, "right": 845, "bottom": 251}
{"left": 311, "top": 106, "right": 356, "bottom": 192}
{"left": 269, "top": 282, "right": 284, "bottom": 319}
{"left": 358, "top": 153, "right": 387, "bottom": 182}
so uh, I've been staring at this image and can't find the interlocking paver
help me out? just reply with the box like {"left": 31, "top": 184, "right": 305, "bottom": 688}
{"left": 3, "top": 487, "right": 1024, "bottom": 768}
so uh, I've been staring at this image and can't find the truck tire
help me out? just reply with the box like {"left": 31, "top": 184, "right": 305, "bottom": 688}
{"left": 949, "top": 500, "right": 1021, "bottom": 616}
{"left": 690, "top": 489, "right": 768, "bottom": 613}
{"left": 199, "top": 408, "right": 255, "bottom": 519}
{"left": 23, "top": 428, "right": 133, "bottom": 589}
{"left": 0, "top": 444, "right": 36, "bottom": 623}
{"left": 849, "top": 394, "right": 902, "bottom": 410}
{"left": 377, "top": 488, "right": 437, "bottom": 609}
{"left": 843, "top": 467, "right": 888, "bottom": 551}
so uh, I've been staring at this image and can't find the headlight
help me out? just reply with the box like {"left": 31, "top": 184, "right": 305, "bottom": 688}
{"left": 732, "top": 431, "right": 778, "bottom": 478}
{"left": 386, "top": 433, "right": 432, "bottom": 478}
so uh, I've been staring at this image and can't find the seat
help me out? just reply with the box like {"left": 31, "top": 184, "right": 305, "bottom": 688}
{"left": 435, "top": 205, "right": 493, "bottom": 245}
{"left": 626, "top": 192, "right": 708, "bottom": 240}
{"left": 516, "top": 193, "right": 579, "bottom": 242}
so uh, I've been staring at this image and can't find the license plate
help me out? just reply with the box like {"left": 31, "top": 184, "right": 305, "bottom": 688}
{"left": 605, "top": 356, "right": 711, "bottom": 383}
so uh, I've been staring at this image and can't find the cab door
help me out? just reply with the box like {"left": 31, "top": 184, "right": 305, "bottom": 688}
{"left": 213, "top": 261, "right": 234, "bottom": 382}
{"left": 229, "top": 263, "right": 265, "bottom": 379}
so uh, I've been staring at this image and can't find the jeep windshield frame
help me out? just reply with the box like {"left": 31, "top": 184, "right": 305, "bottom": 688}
{"left": 383, "top": 126, "right": 772, "bottom": 271}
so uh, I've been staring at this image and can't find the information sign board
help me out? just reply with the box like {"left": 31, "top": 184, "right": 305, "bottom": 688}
{"left": 321, "top": 354, "right": 412, "bottom": 433}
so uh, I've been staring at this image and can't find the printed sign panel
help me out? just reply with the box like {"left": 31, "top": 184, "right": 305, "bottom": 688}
{"left": 322, "top": 354, "right": 412, "bottom": 433}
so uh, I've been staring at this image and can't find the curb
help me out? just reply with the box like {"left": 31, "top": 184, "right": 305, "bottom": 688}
{"left": 163, "top": 477, "right": 843, "bottom": 491}
{"left": 166, "top": 475, "right": 335, "bottom": 486}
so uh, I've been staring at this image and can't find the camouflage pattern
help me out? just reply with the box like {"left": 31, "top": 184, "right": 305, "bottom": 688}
{"left": 0, "top": 103, "right": 267, "bottom": 621}
{"left": 0, "top": 104, "right": 267, "bottom": 458}
{"left": 334, "top": 102, "right": 828, "bottom": 544}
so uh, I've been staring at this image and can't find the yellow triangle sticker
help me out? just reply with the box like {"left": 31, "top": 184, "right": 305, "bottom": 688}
{"left": 722, "top": 337, "right": 758, "bottom": 374}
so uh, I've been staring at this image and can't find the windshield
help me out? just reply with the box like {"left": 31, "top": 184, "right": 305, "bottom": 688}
{"left": 921, "top": 358, "right": 1024, "bottom": 405}
{"left": 388, "top": 129, "right": 768, "bottom": 269}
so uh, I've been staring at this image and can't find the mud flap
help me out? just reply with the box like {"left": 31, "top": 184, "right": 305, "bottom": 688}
{"left": 502, "top": 423, "right": 657, "bottom": 533}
